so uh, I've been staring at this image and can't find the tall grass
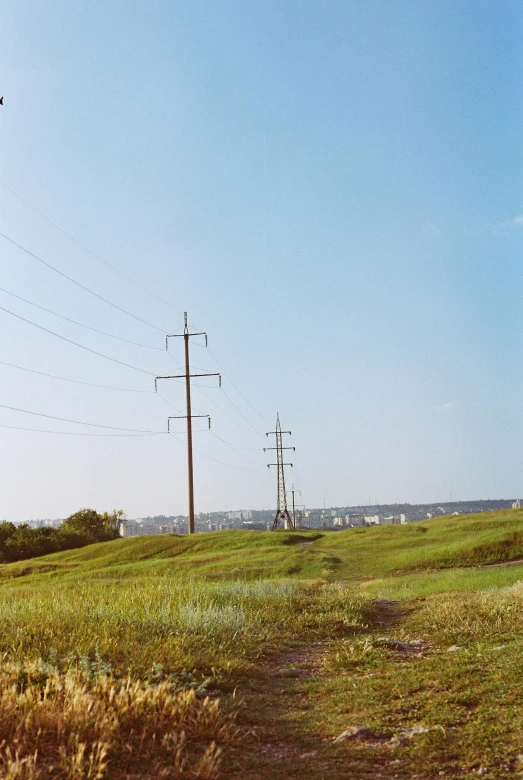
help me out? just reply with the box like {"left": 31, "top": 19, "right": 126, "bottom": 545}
{"left": 387, "top": 579, "right": 523, "bottom": 645}
{"left": 0, "top": 579, "right": 372, "bottom": 677}
{"left": 0, "top": 661, "right": 233, "bottom": 779}
{"left": 0, "top": 578, "right": 371, "bottom": 778}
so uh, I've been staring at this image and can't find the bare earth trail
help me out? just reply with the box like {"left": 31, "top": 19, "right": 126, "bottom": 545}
{"left": 222, "top": 600, "right": 407, "bottom": 780}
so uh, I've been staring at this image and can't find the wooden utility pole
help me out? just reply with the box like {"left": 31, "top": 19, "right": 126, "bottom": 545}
{"left": 183, "top": 320, "right": 195, "bottom": 530}
{"left": 155, "top": 313, "right": 220, "bottom": 534}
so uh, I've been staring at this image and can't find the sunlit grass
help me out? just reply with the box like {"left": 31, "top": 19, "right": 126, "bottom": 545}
{"left": 3, "top": 512, "right": 523, "bottom": 777}
{"left": 0, "top": 660, "right": 233, "bottom": 779}
{"left": 0, "top": 578, "right": 371, "bottom": 678}
{"left": 359, "top": 563, "right": 523, "bottom": 599}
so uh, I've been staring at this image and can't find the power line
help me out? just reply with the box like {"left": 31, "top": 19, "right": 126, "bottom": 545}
{"left": 168, "top": 432, "right": 265, "bottom": 471}
{"left": 0, "top": 231, "right": 165, "bottom": 333}
{"left": 206, "top": 346, "right": 270, "bottom": 424}
{"left": 167, "top": 342, "right": 268, "bottom": 438}
{"left": 188, "top": 320, "right": 269, "bottom": 426}
{"left": 0, "top": 285, "right": 163, "bottom": 350}
{"left": 192, "top": 380, "right": 266, "bottom": 437}
{"left": 0, "top": 423, "right": 161, "bottom": 437}
{"left": 0, "top": 303, "right": 155, "bottom": 376}
{"left": 169, "top": 325, "right": 266, "bottom": 437}
{"left": 0, "top": 359, "right": 152, "bottom": 393}
{"left": 0, "top": 401, "right": 166, "bottom": 433}
{"left": 207, "top": 429, "right": 266, "bottom": 465}
{"left": 0, "top": 180, "right": 176, "bottom": 310}
{"left": 166, "top": 350, "right": 185, "bottom": 371}
{"left": 156, "top": 389, "right": 263, "bottom": 461}
{"left": 220, "top": 386, "right": 264, "bottom": 436}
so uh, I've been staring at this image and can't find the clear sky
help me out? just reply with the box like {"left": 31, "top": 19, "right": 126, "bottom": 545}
{"left": 1, "top": 1, "right": 522, "bottom": 521}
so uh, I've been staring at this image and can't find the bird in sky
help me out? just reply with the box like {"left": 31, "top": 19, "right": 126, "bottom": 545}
{"left": 0, "top": 97, "right": 3, "bottom": 105}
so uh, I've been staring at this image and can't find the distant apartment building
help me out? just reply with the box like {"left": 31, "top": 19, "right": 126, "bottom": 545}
{"left": 333, "top": 514, "right": 365, "bottom": 528}
{"left": 25, "top": 519, "right": 63, "bottom": 529}
{"left": 381, "top": 515, "right": 406, "bottom": 526}
{"left": 227, "top": 510, "right": 253, "bottom": 522}
{"left": 120, "top": 521, "right": 177, "bottom": 537}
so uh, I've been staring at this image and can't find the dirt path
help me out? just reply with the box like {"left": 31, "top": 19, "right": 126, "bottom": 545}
{"left": 221, "top": 599, "right": 405, "bottom": 780}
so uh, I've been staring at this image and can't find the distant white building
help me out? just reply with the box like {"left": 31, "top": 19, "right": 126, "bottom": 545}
{"left": 382, "top": 516, "right": 402, "bottom": 526}
{"left": 365, "top": 515, "right": 381, "bottom": 525}
{"left": 338, "top": 513, "right": 365, "bottom": 527}
{"left": 228, "top": 510, "right": 253, "bottom": 521}
{"left": 120, "top": 521, "right": 176, "bottom": 537}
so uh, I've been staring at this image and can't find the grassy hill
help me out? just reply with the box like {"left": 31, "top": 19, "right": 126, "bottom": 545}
{"left": 2, "top": 509, "right": 523, "bottom": 778}
{"left": 3, "top": 508, "right": 523, "bottom": 585}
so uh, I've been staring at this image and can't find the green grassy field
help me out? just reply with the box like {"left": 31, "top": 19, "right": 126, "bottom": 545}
{"left": 2, "top": 509, "right": 523, "bottom": 778}
{"left": 3, "top": 508, "right": 523, "bottom": 585}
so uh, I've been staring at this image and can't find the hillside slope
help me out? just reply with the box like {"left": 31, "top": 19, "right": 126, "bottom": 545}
{"left": 2, "top": 509, "right": 523, "bottom": 585}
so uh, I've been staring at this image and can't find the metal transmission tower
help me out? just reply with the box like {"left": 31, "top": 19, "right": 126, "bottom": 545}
{"left": 265, "top": 414, "right": 295, "bottom": 530}
{"left": 155, "top": 313, "right": 220, "bottom": 534}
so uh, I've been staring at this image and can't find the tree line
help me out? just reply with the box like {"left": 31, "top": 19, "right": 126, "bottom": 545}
{"left": 0, "top": 508, "right": 124, "bottom": 564}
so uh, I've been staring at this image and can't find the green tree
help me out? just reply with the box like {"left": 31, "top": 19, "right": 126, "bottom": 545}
{"left": 0, "top": 520, "right": 17, "bottom": 563}
{"left": 61, "top": 508, "right": 124, "bottom": 542}
{"left": 0, "top": 520, "right": 17, "bottom": 546}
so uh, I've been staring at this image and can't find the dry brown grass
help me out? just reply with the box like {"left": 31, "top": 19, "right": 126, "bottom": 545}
{"left": 0, "top": 662, "right": 236, "bottom": 779}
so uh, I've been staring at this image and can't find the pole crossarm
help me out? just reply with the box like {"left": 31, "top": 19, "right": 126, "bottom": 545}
{"left": 168, "top": 415, "right": 211, "bottom": 432}
{"left": 166, "top": 332, "right": 208, "bottom": 349}
{"left": 155, "top": 373, "right": 221, "bottom": 392}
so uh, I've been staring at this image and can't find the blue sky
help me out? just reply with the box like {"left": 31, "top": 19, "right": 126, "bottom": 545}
{"left": 1, "top": 1, "right": 522, "bottom": 521}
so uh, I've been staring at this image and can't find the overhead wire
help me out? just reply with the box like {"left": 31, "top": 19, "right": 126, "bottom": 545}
{"left": 220, "top": 386, "right": 264, "bottom": 436}
{"left": 265, "top": 449, "right": 277, "bottom": 500}
{"left": 0, "top": 180, "right": 176, "bottom": 310}
{"left": 0, "top": 359, "right": 152, "bottom": 393}
{"left": 0, "top": 423, "right": 161, "bottom": 437}
{"left": 0, "top": 285, "right": 163, "bottom": 350}
{"left": 206, "top": 345, "right": 270, "bottom": 424}
{"left": 182, "top": 326, "right": 270, "bottom": 436}
{"left": 0, "top": 401, "right": 166, "bottom": 433}
{"left": 0, "top": 231, "right": 166, "bottom": 333}
{"left": 165, "top": 348, "right": 264, "bottom": 436}
{"left": 0, "top": 186, "right": 280, "bottom": 478}
{"left": 155, "top": 391, "right": 264, "bottom": 465}
{"left": 207, "top": 429, "right": 266, "bottom": 466}
{"left": 193, "top": 383, "right": 265, "bottom": 436}
{"left": 168, "top": 432, "right": 265, "bottom": 471}
{"left": 0, "top": 303, "right": 155, "bottom": 376}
